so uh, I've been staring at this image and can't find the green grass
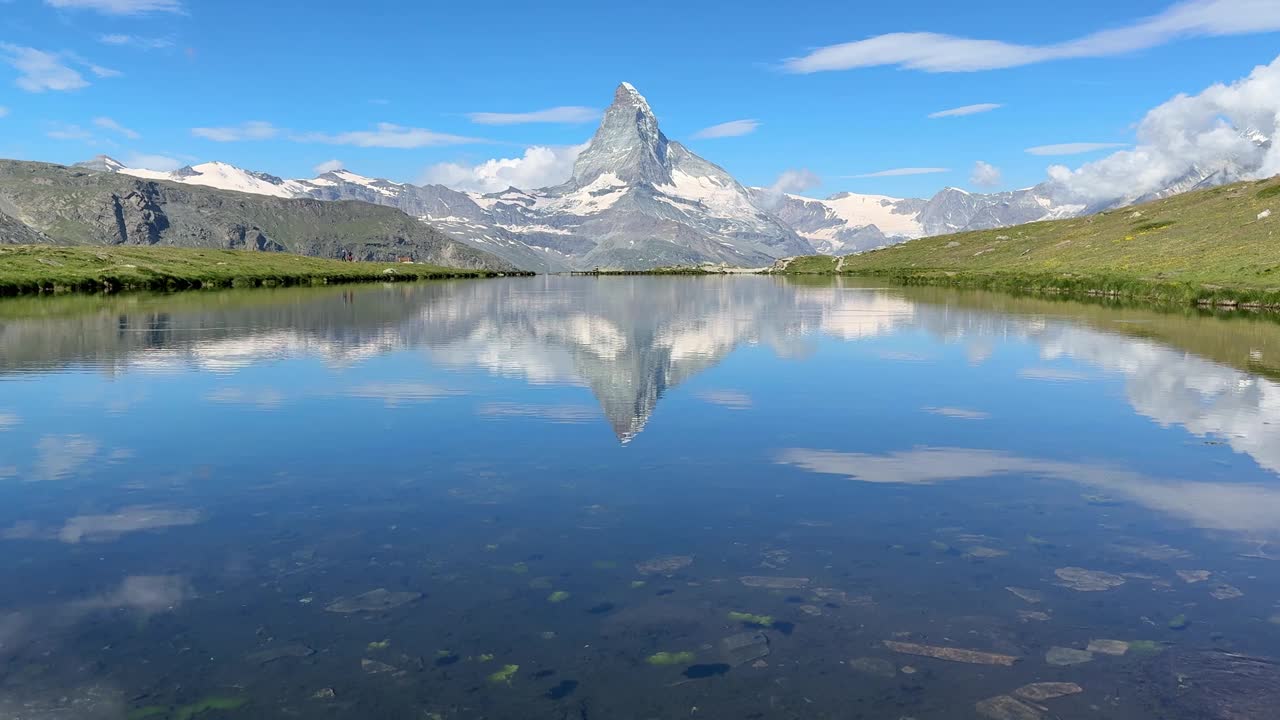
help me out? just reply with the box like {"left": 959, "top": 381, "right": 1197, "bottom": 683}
{"left": 0, "top": 245, "right": 522, "bottom": 296}
{"left": 777, "top": 175, "right": 1280, "bottom": 309}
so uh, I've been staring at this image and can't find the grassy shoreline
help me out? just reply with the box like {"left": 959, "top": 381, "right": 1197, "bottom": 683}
{"left": 783, "top": 263, "right": 1280, "bottom": 310}
{"left": 0, "top": 245, "right": 526, "bottom": 296}
{"left": 775, "top": 175, "right": 1280, "bottom": 311}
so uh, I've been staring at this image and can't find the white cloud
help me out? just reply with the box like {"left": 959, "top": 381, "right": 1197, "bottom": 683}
{"left": 929, "top": 103, "right": 1002, "bottom": 118}
{"left": 46, "top": 0, "right": 181, "bottom": 14}
{"left": 783, "top": 0, "right": 1280, "bottom": 73}
{"left": 76, "top": 575, "right": 193, "bottom": 615}
{"left": 94, "top": 116, "right": 139, "bottom": 139}
{"left": 313, "top": 159, "right": 344, "bottom": 174}
{"left": 123, "top": 153, "right": 182, "bottom": 171}
{"left": 46, "top": 123, "right": 93, "bottom": 141}
{"left": 970, "top": 160, "right": 1002, "bottom": 187}
{"left": 98, "top": 34, "right": 173, "bottom": 49}
{"left": 422, "top": 143, "right": 588, "bottom": 193}
{"left": 851, "top": 167, "right": 950, "bottom": 178}
{"left": 191, "top": 121, "right": 279, "bottom": 142}
{"left": 86, "top": 63, "right": 121, "bottom": 78}
{"left": 692, "top": 119, "right": 760, "bottom": 139}
{"left": 34, "top": 434, "right": 98, "bottom": 480}
{"left": 467, "top": 106, "right": 599, "bottom": 125}
{"left": 756, "top": 168, "right": 821, "bottom": 208}
{"left": 0, "top": 44, "right": 87, "bottom": 92}
{"left": 1047, "top": 53, "right": 1280, "bottom": 204}
{"left": 295, "top": 123, "right": 486, "bottom": 148}
{"left": 1026, "top": 142, "right": 1128, "bottom": 156}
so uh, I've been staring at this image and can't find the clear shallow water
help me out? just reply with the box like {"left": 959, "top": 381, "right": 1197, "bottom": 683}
{"left": 0, "top": 276, "right": 1279, "bottom": 719}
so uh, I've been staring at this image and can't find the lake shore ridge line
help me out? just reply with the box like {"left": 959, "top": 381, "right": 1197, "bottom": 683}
{"left": 772, "top": 175, "right": 1280, "bottom": 310}
{"left": 0, "top": 245, "right": 529, "bottom": 296}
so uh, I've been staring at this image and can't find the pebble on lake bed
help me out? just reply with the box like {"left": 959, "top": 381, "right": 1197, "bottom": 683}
{"left": 635, "top": 555, "right": 694, "bottom": 576}
{"left": 1012, "top": 682, "right": 1083, "bottom": 701}
{"left": 1054, "top": 567, "right": 1126, "bottom": 592}
{"left": 1176, "top": 570, "right": 1211, "bottom": 584}
{"left": 976, "top": 695, "right": 1044, "bottom": 720}
{"left": 1045, "top": 647, "right": 1094, "bottom": 666}
{"left": 739, "top": 576, "right": 810, "bottom": 589}
{"left": 325, "top": 589, "right": 422, "bottom": 614}
{"left": 884, "top": 640, "right": 1019, "bottom": 666}
{"left": 1087, "top": 639, "right": 1130, "bottom": 656}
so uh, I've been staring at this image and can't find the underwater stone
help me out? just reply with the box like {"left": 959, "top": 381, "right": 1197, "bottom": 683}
{"left": 325, "top": 588, "right": 422, "bottom": 613}
{"left": 1054, "top": 567, "right": 1126, "bottom": 592}
{"left": 884, "top": 640, "right": 1019, "bottom": 666}
{"left": 1013, "top": 682, "right": 1084, "bottom": 701}
{"left": 1045, "top": 647, "right": 1094, "bottom": 666}
{"left": 720, "top": 631, "right": 770, "bottom": 666}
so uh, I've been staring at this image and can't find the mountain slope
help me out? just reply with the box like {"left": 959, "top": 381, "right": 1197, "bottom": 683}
{"left": 0, "top": 160, "right": 513, "bottom": 270}
{"left": 777, "top": 175, "right": 1280, "bottom": 304}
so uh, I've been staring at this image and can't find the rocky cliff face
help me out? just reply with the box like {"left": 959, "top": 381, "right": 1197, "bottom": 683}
{"left": 0, "top": 160, "right": 513, "bottom": 270}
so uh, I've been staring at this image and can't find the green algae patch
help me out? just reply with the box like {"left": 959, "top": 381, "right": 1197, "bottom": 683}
{"left": 646, "top": 651, "right": 696, "bottom": 666}
{"left": 630, "top": 580, "right": 647, "bottom": 589}
{"left": 728, "top": 611, "right": 775, "bottom": 627}
{"left": 547, "top": 591, "right": 571, "bottom": 603}
{"left": 173, "top": 696, "right": 248, "bottom": 720}
{"left": 592, "top": 560, "right": 619, "bottom": 570}
{"left": 367, "top": 639, "right": 390, "bottom": 651}
{"left": 488, "top": 664, "right": 519, "bottom": 684}
{"left": 127, "top": 708, "right": 168, "bottom": 720}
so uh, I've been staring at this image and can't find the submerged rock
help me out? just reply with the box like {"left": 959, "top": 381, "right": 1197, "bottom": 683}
{"left": 635, "top": 556, "right": 693, "bottom": 576}
{"left": 883, "top": 640, "right": 1019, "bottom": 666}
{"left": 1054, "top": 567, "right": 1126, "bottom": 592}
{"left": 720, "top": 631, "right": 770, "bottom": 667}
{"left": 1045, "top": 647, "right": 1094, "bottom": 666}
{"left": 976, "top": 695, "right": 1043, "bottom": 720}
{"left": 325, "top": 588, "right": 422, "bottom": 614}
{"left": 245, "top": 643, "right": 315, "bottom": 665}
{"left": 1145, "top": 649, "right": 1280, "bottom": 719}
{"left": 739, "top": 576, "right": 810, "bottom": 589}
{"left": 1087, "top": 639, "right": 1130, "bottom": 656}
{"left": 1210, "top": 584, "right": 1244, "bottom": 600}
{"left": 362, "top": 658, "right": 397, "bottom": 675}
{"left": 1005, "top": 587, "right": 1043, "bottom": 604}
{"left": 1013, "top": 682, "right": 1083, "bottom": 701}
{"left": 849, "top": 657, "right": 897, "bottom": 678}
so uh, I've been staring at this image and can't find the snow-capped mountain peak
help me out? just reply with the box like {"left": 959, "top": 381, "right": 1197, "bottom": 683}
{"left": 567, "top": 82, "right": 670, "bottom": 188}
{"left": 74, "top": 155, "right": 127, "bottom": 173}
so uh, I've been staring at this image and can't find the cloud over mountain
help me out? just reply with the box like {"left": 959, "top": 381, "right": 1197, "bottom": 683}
{"left": 1048, "top": 53, "right": 1280, "bottom": 204}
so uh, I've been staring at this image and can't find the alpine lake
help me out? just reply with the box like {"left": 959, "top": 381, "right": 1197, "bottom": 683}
{"left": 2, "top": 275, "right": 1280, "bottom": 720}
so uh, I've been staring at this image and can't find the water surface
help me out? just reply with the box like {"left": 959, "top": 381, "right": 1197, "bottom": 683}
{"left": 1, "top": 276, "right": 1279, "bottom": 719}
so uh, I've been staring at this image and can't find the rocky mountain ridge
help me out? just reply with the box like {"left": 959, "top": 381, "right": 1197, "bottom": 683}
{"left": 0, "top": 160, "right": 513, "bottom": 270}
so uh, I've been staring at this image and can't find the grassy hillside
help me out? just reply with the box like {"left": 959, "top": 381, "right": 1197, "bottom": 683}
{"left": 0, "top": 245, "right": 519, "bottom": 296}
{"left": 777, "top": 176, "right": 1280, "bottom": 308}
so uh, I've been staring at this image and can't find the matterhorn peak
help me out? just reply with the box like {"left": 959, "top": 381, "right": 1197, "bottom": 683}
{"left": 613, "top": 82, "right": 652, "bottom": 113}
{"left": 567, "top": 82, "right": 669, "bottom": 187}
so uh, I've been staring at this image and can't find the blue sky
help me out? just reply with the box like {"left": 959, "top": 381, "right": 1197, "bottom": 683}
{"left": 1, "top": 0, "right": 1279, "bottom": 198}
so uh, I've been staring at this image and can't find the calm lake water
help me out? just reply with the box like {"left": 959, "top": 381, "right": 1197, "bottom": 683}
{"left": 1, "top": 275, "right": 1279, "bottom": 719}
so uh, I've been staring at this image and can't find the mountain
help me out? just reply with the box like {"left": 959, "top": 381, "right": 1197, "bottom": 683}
{"left": 475, "top": 83, "right": 813, "bottom": 269}
{"left": 74, "top": 83, "right": 812, "bottom": 271}
{"left": 756, "top": 184, "right": 1083, "bottom": 255}
{"left": 0, "top": 159, "right": 513, "bottom": 270}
